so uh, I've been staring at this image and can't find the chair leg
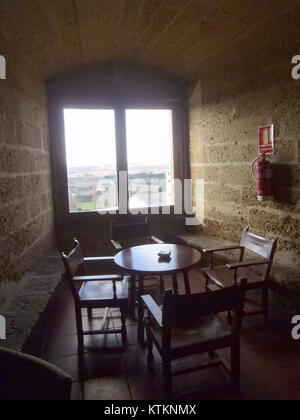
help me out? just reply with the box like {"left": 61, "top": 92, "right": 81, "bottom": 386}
{"left": 204, "top": 274, "right": 210, "bottom": 292}
{"left": 231, "top": 340, "right": 240, "bottom": 393}
{"left": 128, "top": 276, "right": 135, "bottom": 318}
{"left": 146, "top": 324, "right": 154, "bottom": 366}
{"left": 262, "top": 286, "right": 269, "bottom": 321}
{"left": 137, "top": 275, "right": 145, "bottom": 345}
{"left": 227, "top": 310, "right": 232, "bottom": 325}
{"left": 162, "top": 357, "right": 172, "bottom": 398}
{"left": 159, "top": 275, "right": 164, "bottom": 293}
{"left": 120, "top": 305, "right": 127, "bottom": 345}
{"left": 87, "top": 308, "right": 93, "bottom": 320}
{"left": 75, "top": 305, "right": 84, "bottom": 353}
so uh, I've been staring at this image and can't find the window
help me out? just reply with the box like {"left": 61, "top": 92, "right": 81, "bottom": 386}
{"left": 63, "top": 108, "right": 174, "bottom": 214}
{"left": 126, "top": 110, "right": 173, "bottom": 210}
{"left": 64, "top": 109, "right": 118, "bottom": 213}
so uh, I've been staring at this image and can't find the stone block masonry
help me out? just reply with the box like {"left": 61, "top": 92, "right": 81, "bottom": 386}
{"left": 0, "top": 39, "right": 54, "bottom": 309}
{"left": 189, "top": 58, "right": 300, "bottom": 269}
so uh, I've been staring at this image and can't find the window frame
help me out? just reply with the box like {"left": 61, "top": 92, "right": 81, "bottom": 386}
{"left": 47, "top": 66, "right": 190, "bottom": 230}
{"left": 60, "top": 102, "right": 178, "bottom": 218}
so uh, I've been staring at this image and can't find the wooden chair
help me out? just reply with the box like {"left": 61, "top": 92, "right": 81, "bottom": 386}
{"left": 142, "top": 280, "right": 246, "bottom": 397}
{"left": 111, "top": 216, "right": 164, "bottom": 315}
{"left": 61, "top": 239, "right": 129, "bottom": 352}
{"left": 110, "top": 216, "right": 164, "bottom": 251}
{"left": 202, "top": 227, "right": 277, "bottom": 320}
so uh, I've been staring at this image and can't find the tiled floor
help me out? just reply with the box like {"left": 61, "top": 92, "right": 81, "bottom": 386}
{"left": 24, "top": 269, "right": 300, "bottom": 400}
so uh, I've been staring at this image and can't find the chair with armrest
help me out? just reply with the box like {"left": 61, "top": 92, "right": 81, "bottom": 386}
{"left": 202, "top": 227, "right": 277, "bottom": 320}
{"left": 61, "top": 239, "right": 129, "bottom": 352}
{"left": 0, "top": 346, "right": 72, "bottom": 400}
{"left": 111, "top": 216, "right": 165, "bottom": 315}
{"left": 110, "top": 216, "right": 164, "bottom": 252}
{"left": 142, "top": 280, "right": 246, "bottom": 397}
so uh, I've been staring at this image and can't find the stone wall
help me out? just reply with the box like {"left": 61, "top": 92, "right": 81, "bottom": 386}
{"left": 189, "top": 59, "right": 300, "bottom": 268}
{"left": 0, "top": 33, "right": 54, "bottom": 309}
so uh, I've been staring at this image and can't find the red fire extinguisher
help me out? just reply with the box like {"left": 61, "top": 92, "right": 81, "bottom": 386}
{"left": 251, "top": 154, "right": 273, "bottom": 201}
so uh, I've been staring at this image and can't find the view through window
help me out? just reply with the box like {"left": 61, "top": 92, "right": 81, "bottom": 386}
{"left": 126, "top": 110, "right": 174, "bottom": 210}
{"left": 64, "top": 108, "right": 174, "bottom": 213}
{"left": 64, "top": 109, "right": 118, "bottom": 213}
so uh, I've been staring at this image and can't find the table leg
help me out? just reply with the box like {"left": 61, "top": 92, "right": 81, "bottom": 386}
{"left": 128, "top": 275, "right": 135, "bottom": 318}
{"left": 184, "top": 270, "right": 191, "bottom": 294}
{"left": 159, "top": 275, "right": 164, "bottom": 293}
{"left": 137, "top": 275, "right": 145, "bottom": 345}
{"left": 172, "top": 273, "right": 178, "bottom": 294}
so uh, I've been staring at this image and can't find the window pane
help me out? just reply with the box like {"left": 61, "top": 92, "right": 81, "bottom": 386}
{"left": 126, "top": 110, "right": 174, "bottom": 209}
{"left": 64, "top": 109, "right": 118, "bottom": 213}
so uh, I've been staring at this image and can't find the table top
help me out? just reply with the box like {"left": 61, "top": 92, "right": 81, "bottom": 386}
{"left": 114, "top": 243, "right": 201, "bottom": 275}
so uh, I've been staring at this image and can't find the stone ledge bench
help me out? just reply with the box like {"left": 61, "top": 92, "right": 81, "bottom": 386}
{"left": 164, "top": 230, "right": 300, "bottom": 318}
{"left": 1, "top": 251, "right": 64, "bottom": 352}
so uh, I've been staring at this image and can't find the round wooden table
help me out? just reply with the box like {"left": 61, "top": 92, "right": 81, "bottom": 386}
{"left": 114, "top": 243, "right": 201, "bottom": 344}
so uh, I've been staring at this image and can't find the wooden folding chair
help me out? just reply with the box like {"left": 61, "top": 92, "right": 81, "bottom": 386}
{"left": 110, "top": 216, "right": 163, "bottom": 252}
{"left": 61, "top": 239, "right": 129, "bottom": 352}
{"left": 202, "top": 227, "right": 277, "bottom": 320}
{"left": 142, "top": 280, "right": 246, "bottom": 397}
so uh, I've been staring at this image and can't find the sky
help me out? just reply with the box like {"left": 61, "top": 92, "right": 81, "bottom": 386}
{"left": 63, "top": 109, "right": 173, "bottom": 169}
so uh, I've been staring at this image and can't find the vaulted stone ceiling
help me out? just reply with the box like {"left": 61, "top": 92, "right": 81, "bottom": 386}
{"left": 0, "top": 0, "right": 299, "bottom": 82}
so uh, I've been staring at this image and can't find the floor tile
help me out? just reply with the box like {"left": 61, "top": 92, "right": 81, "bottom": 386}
{"left": 53, "top": 350, "right": 125, "bottom": 381}
{"left": 127, "top": 367, "right": 164, "bottom": 400}
{"left": 70, "top": 381, "right": 83, "bottom": 401}
{"left": 43, "top": 333, "right": 79, "bottom": 361}
{"left": 122, "top": 323, "right": 139, "bottom": 346}
{"left": 121, "top": 342, "right": 161, "bottom": 371}
{"left": 217, "top": 344, "right": 261, "bottom": 378}
{"left": 81, "top": 375, "right": 131, "bottom": 400}
{"left": 172, "top": 365, "right": 230, "bottom": 395}
{"left": 173, "top": 384, "right": 241, "bottom": 401}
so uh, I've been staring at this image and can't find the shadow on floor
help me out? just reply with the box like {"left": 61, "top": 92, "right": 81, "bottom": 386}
{"left": 23, "top": 269, "right": 300, "bottom": 400}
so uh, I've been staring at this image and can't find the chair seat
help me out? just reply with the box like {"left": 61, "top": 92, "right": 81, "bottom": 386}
{"left": 203, "top": 265, "right": 263, "bottom": 288}
{"left": 79, "top": 277, "right": 128, "bottom": 303}
{"left": 152, "top": 314, "right": 231, "bottom": 357}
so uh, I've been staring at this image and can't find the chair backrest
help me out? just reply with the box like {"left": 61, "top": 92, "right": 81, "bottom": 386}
{"left": 240, "top": 227, "right": 277, "bottom": 261}
{"left": 0, "top": 346, "right": 72, "bottom": 400}
{"left": 162, "top": 282, "right": 246, "bottom": 328}
{"left": 61, "top": 239, "right": 86, "bottom": 300}
{"left": 111, "top": 216, "right": 151, "bottom": 240}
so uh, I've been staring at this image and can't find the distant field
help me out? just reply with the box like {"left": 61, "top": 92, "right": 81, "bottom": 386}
{"left": 76, "top": 202, "right": 94, "bottom": 211}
